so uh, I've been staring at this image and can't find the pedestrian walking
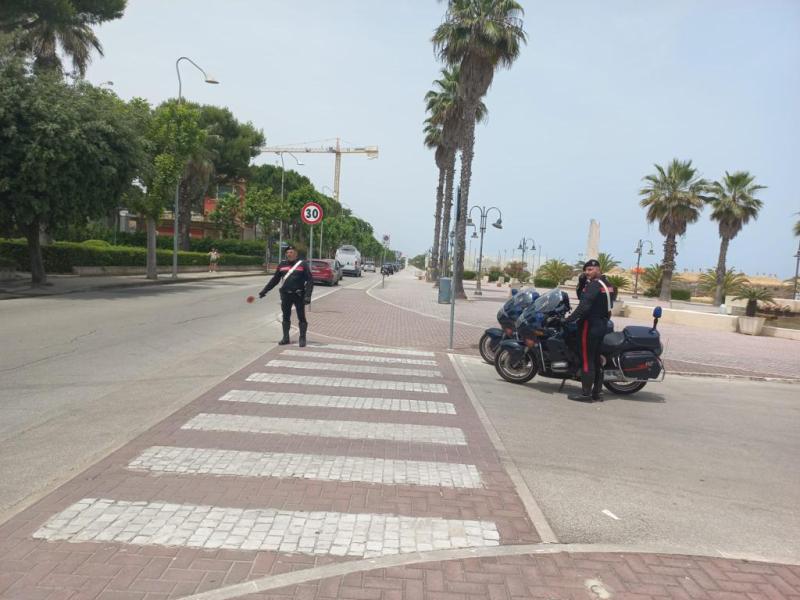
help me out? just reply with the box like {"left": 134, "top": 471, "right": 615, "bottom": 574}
{"left": 208, "top": 247, "right": 221, "bottom": 272}
{"left": 258, "top": 245, "right": 314, "bottom": 347}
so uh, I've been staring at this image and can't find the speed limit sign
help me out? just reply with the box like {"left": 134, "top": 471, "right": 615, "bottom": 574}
{"left": 301, "top": 202, "right": 323, "bottom": 225}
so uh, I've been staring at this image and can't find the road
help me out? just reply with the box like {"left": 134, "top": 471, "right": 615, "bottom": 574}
{"left": 0, "top": 273, "right": 374, "bottom": 523}
{"left": 455, "top": 354, "right": 800, "bottom": 563}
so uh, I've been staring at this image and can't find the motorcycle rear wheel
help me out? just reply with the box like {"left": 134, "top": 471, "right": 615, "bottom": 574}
{"left": 494, "top": 348, "right": 536, "bottom": 383}
{"left": 603, "top": 380, "right": 647, "bottom": 395}
{"left": 478, "top": 333, "right": 497, "bottom": 364}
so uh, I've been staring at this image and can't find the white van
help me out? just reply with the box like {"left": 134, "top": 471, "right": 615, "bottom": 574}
{"left": 335, "top": 245, "right": 362, "bottom": 277}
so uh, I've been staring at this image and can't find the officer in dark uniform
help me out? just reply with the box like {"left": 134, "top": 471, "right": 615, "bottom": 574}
{"left": 259, "top": 245, "right": 314, "bottom": 347}
{"left": 564, "top": 259, "right": 614, "bottom": 402}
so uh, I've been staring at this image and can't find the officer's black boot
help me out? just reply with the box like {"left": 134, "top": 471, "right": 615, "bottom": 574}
{"left": 592, "top": 369, "right": 604, "bottom": 401}
{"left": 298, "top": 323, "right": 307, "bottom": 348}
{"left": 278, "top": 321, "right": 291, "bottom": 345}
{"left": 568, "top": 374, "right": 594, "bottom": 402}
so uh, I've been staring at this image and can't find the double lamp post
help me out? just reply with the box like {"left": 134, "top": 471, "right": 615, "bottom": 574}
{"left": 467, "top": 205, "right": 503, "bottom": 296}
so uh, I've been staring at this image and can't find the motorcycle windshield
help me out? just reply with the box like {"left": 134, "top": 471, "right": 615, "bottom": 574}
{"left": 511, "top": 288, "right": 539, "bottom": 308}
{"left": 531, "top": 289, "right": 563, "bottom": 314}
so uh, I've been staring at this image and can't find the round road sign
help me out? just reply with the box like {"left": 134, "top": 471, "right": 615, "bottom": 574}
{"left": 301, "top": 202, "right": 323, "bottom": 225}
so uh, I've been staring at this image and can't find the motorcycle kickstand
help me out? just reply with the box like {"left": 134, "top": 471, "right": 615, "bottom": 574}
{"left": 558, "top": 379, "right": 567, "bottom": 392}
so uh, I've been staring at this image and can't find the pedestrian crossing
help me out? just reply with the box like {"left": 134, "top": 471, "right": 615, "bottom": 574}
{"left": 219, "top": 389, "right": 456, "bottom": 414}
{"left": 32, "top": 342, "right": 499, "bottom": 560}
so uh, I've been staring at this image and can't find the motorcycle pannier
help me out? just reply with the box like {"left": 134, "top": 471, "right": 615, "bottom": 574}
{"left": 619, "top": 350, "right": 662, "bottom": 380}
{"left": 622, "top": 326, "right": 661, "bottom": 353}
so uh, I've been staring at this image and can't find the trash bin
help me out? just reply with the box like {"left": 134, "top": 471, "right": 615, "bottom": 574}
{"left": 438, "top": 277, "right": 452, "bottom": 304}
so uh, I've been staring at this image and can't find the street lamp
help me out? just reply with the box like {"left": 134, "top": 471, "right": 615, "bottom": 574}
{"left": 792, "top": 240, "right": 800, "bottom": 301}
{"left": 469, "top": 205, "right": 503, "bottom": 296}
{"left": 517, "top": 237, "right": 536, "bottom": 274}
{"left": 173, "top": 56, "right": 219, "bottom": 279}
{"left": 632, "top": 239, "right": 655, "bottom": 298}
{"left": 271, "top": 151, "right": 304, "bottom": 261}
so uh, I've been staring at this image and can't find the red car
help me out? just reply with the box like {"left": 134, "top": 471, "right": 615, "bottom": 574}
{"left": 310, "top": 259, "right": 342, "bottom": 286}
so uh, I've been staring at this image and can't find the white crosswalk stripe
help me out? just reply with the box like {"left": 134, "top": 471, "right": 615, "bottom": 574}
{"left": 246, "top": 372, "right": 448, "bottom": 394}
{"left": 318, "top": 344, "right": 435, "bottom": 357}
{"left": 128, "top": 446, "right": 483, "bottom": 488}
{"left": 182, "top": 413, "right": 467, "bottom": 445}
{"left": 220, "top": 389, "right": 456, "bottom": 415}
{"left": 34, "top": 498, "right": 500, "bottom": 556}
{"left": 266, "top": 359, "right": 441, "bottom": 378}
{"left": 281, "top": 349, "right": 438, "bottom": 366}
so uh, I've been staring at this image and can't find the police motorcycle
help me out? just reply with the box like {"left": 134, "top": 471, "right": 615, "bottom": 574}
{"left": 493, "top": 288, "right": 665, "bottom": 395}
{"left": 478, "top": 287, "right": 540, "bottom": 364}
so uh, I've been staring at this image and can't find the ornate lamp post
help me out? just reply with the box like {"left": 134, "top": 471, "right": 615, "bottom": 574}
{"left": 632, "top": 239, "right": 655, "bottom": 298}
{"left": 467, "top": 206, "right": 503, "bottom": 296}
{"left": 517, "top": 237, "right": 536, "bottom": 274}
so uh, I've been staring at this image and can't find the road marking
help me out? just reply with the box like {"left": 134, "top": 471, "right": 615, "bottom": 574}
{"left": 34, "top": 498, "right": 499, "bottom": 556}
{"left": 266, "top": 359, "right": 441, "bottom": 378}
{"left": 220, "top": 389, "right": 456, "bottom": 415}
{"left": 182, "top": 413, "right": 468, "bottom": 445}
{"left": 128, "top": 446, "right": 482, "bottom": 488}
{"left": 281, "top": 349, "right": 438, "bottom": 366}
{"left": 601, "top": 509, "right": 620, "bottom": 520}
{"left": 246, "top": 373, "right": 448, "bottom": 394}
{"left": 319, "top": 344, "right": 435, "bottom": 357}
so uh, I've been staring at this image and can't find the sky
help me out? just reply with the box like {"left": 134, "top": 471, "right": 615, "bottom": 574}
{"left": 85, "top": 0, "right": 800, "bottom": 277}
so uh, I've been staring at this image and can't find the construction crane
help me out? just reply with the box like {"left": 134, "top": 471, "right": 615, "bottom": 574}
{"left": 260, "top": 138, "right": 379, "bottom": 203}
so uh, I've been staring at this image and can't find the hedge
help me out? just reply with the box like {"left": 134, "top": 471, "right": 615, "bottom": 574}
{"left": 0, "top": 239, "right": 261, "bottom": 273}
{"left": 487, "top": 270, "right": 503, "bottom": 282}
{"left": 462, "top": 270, "right": 476, "bottom": 280}
{"left": 533, "top": 277, "right": 558, "bottom": 289}
{"left": 111, "top": 232, "right": 267, "bottom": 257}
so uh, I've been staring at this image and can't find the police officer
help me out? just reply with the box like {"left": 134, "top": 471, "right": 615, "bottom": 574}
{"left": 259, "top": 245, "right": 314, "bottom": 347}
{"left": 564, "top": 259, "right": 613, "bottom": 402}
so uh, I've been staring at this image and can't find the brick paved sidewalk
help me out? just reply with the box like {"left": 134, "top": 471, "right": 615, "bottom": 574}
{"left": 371, "top": 271, "right": 800, "bottom": 381}
{"left": 2, "top": 278, "right": 797, "bottom": 600}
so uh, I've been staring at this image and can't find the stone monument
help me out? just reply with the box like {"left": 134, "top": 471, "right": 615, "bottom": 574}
{"left": 586, "top": 219, "right": 600, "bottom": 260}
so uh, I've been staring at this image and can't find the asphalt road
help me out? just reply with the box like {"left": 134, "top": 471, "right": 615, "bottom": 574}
{"left": 0, "top": 273, "right": 372, "bottom": 524}
{"left": 455, "top": 355, "right": 800, "bottom": 563}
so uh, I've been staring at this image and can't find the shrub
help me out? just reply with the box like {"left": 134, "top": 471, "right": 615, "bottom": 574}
{"left": 462, "top": 270, "right": 476, "bottom": 280}
{"left": 81, "top": 239, "right": 112, "bottom": 248}
{"left": 671, "top": 288, "right": 691, "bottom": 301}
{"left": 487, "top": 270, "right": 503, "bottom": 282}
{"left": 605, "top": 274, "right": 630, "bottom": 291}
{"left": 533, "top": 277, "right": 558, "bottom": 289}
{"left": 734, "top": 286, "right": 775, "bottom": 317}
{"left": 0, "top": 239, "right": 261, "bottom": 273}
{"left": 110, "top": 232, "right": 267, "bottom": 257}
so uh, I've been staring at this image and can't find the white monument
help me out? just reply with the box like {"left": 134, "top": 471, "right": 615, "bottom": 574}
{"left": 586, "top": 219, "right": 600, "bottom": 260}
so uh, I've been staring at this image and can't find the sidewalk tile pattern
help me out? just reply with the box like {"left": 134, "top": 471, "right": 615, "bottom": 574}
{"left": 318, "top": 343, "right": 435, "bottom": 357}
{"left": 245, "top": 372, "right": 449, "bottom": 393}
{"left": 181, "top": 414, "right": 468, "bottom": 445}
{"left": 127, "top": 446, "right": 483, "bottom": 488}
{"left": 33, "top": 499, "right": 500, "bottom": 557}
{"left": 265, "top": 359, "right": 442, "bottom": 378}
{"left": 219, "top": 389, "right": 456, "bottom": 414}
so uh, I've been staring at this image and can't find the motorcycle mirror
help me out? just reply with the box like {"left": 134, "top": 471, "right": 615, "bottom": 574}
{"left": 653, "top": 307, "right": 662, "bottom": 318}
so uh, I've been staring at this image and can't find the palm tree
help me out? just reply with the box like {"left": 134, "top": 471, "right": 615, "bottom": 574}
{"left": 433, "top": 0, "right": 526, "bottom": 298}
{"left": 537, "top": 259, "right": 573, "bottom": 285}
{"left": 423, "top": 119, "right": 446, "bottom": 280}
{"left": 597, "top": 252, "right": 620, "bottom": 273}
{"left": 6, "top": 1, "right": 126, "bottom": 76}
{"left": 794, "top": 212, "right": 800, "bottom": 237}
{"left": 706, "top": 171, "right": 765, "bottom": 306}
{"left": 696, "top": 268, "right": 749, "bottom": 299}
{"left": 639, "top": 159, "right": 708, "bottom": 301}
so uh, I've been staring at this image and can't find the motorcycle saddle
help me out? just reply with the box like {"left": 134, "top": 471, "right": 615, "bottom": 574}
{"left": 600, "top": 331, "right": 626, "bottom": 352}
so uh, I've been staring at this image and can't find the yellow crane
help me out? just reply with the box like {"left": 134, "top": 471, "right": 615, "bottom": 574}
{"left": 260, "top": 138, "right": 379, "bottom": 203}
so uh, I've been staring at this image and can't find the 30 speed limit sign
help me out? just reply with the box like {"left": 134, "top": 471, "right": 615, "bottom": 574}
{"left": 301, "top": 202, "right": 323, "bottom": 225}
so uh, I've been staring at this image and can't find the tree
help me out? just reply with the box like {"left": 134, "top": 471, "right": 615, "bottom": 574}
{"left": 697, "top": 268, "right": 748, "bottom": 299}
{"left": 734, "top": 286, "right": 774, "bottom": 317}
{"left": 537, "top": 259, "right": 573, "bottom": 284}
{"left": 433, "top": 0, "right": 526, "bottom": 298}
{"left": 1, "top": 0, "right": 126, "bottom": 76}
{"left": 209, "top": 192, "right": 242, "bottom": 239}
{"left": 641, "top": 264, "right": 664, "bottom": 295}
{"left": 503, "top": 260, "right": 529, "bottom": 281}
{"left": 706, "top": 171, "right": 765, "bottom": 306}
{"left": 242, "top": 184, "right": 283, "bottom": 261}
{"left": 794, "top": 213, "right": 800, "bottom": 237}
{"left": 597, "top": 252, "right": 620, "bottom": 273}
{"left": 639, "top": 158, "right": 708, "bottom": 301}
{"left": 0, "top": 60, "right": 144, "bottom": 284}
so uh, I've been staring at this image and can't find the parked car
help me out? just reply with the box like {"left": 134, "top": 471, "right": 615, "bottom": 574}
{"left": 335, "top": 245, "right": 362, "bottom": 276}
{"left": 363, "top": 261, "right": 376, "bottom": 272}
{"left": 310, "top": 259, "right": 342, "bottom": 286}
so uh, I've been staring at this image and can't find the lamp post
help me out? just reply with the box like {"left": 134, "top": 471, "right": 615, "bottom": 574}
{"left": 467, "top": 205, "right": 503, "bottom": 296}
{"left": 173, "top": 57, "right": 218, "bottom": 279}
{"left": 517, "top": 237, "right": 536, "bottom": 275}
{"left": 272, "top": 151, "right": 304, "bottom": 261}
{"left": 632, "top": 239, "right": 655, "bottom": 299}
{"left": 792, "top": 239, "right": 800, "bottom": 301}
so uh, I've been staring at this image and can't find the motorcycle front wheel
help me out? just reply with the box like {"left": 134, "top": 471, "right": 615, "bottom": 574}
{"left": 478, "top": 333, "right": 497, "bottom": 365}
{"left": 494, "top": 348, "right": 536, "bottom": 383}
{"left": 604, "top": 380, "right": 647, "bottom": 395}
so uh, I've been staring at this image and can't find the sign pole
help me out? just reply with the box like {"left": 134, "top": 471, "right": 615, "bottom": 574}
{"left": 309, "top": 225, "right": 314, "bottom": 263}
